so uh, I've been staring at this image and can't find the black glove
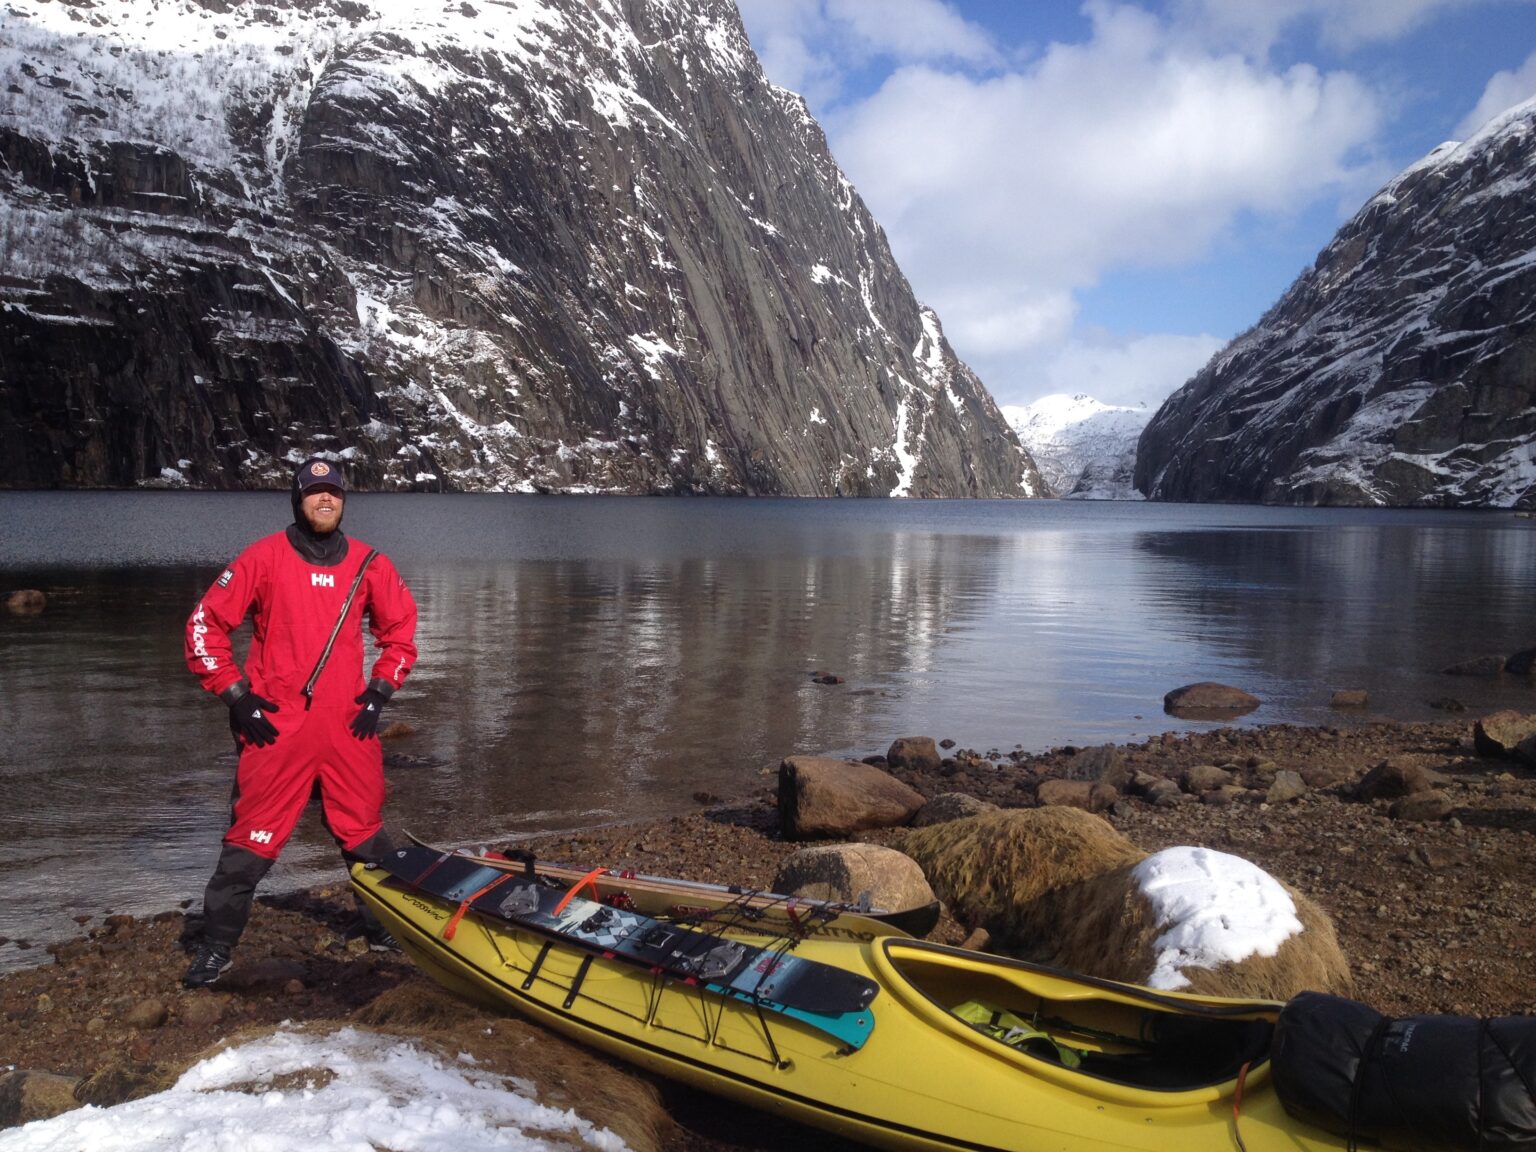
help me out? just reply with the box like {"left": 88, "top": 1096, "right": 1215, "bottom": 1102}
{"left": 224, "top": 683, "right": 280, "bottom": 747}
{"left": 349, "top": 679, "right": 394, "bottom": 740}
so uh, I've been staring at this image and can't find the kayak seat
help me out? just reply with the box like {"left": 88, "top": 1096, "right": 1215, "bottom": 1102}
{"left": 1076, "top": 1016, "right": 1275, "bottom": 1090}
{"left": 955, "top": 997, "right": 1274, "bottom": 1089}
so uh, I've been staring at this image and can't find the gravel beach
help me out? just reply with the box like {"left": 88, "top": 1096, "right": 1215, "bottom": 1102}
{"left": 2, "top": 717, "right": 1533, "bottom": 1145}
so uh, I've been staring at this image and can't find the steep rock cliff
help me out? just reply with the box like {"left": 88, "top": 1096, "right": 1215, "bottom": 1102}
{"left": 1136, "top": 100, "right": 1536, "bottom": 507}
{"left": 0, "top": 0, "right": 1040, "bottom": 496}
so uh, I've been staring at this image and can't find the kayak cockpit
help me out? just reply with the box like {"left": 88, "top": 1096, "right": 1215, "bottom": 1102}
{"left": 874, "top": 938, "right": 1278, "bottom": 1097}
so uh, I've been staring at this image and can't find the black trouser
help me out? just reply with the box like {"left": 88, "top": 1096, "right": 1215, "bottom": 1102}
{"left": 198, "top": 829, "right": 395, "bottom": 947}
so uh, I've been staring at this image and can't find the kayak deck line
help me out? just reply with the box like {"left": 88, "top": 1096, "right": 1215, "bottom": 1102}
{"left": 374, "top": 850, "right": 880, "bottom": 1051}
{"left": 473, "top": 903, "right": 797, "bottom": 1067}
{"left": 403, "top": 831, "right": 931, "bottom": 941}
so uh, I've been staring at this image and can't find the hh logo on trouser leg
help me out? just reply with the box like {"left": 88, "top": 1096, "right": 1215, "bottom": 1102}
{"left": 249, "top": 830, "right": 274, "bottom": 844}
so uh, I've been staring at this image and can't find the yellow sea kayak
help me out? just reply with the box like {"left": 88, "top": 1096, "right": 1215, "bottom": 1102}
{"left": 351, "top": 856, "right": 1352, "bottom": 1152}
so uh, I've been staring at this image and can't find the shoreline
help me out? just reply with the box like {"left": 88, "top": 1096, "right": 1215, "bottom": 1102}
{"left": 3, "top": 716, "right": 1533, "bottom": 1141}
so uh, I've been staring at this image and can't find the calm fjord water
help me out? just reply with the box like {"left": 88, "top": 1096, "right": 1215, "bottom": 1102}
{"left": 2, "top": 493, "right": 1535, "bottom": 963}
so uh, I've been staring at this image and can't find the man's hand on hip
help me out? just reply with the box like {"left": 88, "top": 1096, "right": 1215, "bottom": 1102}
{"left": 349, "top": 679, "right": 394, "bottom": 740}
{"left": 224, "top": 683, "right": 280, "bottom": 747}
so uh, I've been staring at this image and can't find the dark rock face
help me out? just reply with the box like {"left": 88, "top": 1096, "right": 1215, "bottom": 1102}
{"left": 0, "top": 0, "right": 1041, "bottom": 497}
{"left": 1137, "top": 102, "right": 1536, "bottom": 507}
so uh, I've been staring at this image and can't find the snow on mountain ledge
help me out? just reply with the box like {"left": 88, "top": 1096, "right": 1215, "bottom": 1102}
{"left": 1005, "top": 394, "right": 1151, "bottom": 500}
{"left": 0, "top": 0, "right": 1041, "bottom": 497}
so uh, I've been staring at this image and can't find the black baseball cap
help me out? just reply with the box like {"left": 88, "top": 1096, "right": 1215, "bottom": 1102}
{"left": 295, "top": 457, "right": 346, "bottom": 494}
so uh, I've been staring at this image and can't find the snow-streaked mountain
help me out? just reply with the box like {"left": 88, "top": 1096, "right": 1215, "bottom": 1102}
{"left": 0, "top": 0, "right": 1042, "bottom": 497}
{"left": 1004, "top": 394, "right": 1151, "bottom": 499}
{"left": 1137, "top": 98, "right": 1536, "bottom": 508}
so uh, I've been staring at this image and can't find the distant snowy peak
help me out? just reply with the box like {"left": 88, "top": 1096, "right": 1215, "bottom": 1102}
{"left": 1005, "top": 394, "right": 1151, "bottom": 499}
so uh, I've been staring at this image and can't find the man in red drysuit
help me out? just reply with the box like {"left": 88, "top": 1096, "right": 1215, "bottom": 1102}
{"left": 181, "top": 456, "right": 418, "bottom": 988}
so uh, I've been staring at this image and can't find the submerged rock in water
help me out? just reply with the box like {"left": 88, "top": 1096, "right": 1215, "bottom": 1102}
{"left": 1163, "top": 682, "right": 1260, "bottom": 718}
{"left": 5, "top": 590, "right": 45, "bottom": 615}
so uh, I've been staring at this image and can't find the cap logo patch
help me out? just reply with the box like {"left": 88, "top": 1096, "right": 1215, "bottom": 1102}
{"left": 310, "top": 462, "right": 331, "bottom": 477}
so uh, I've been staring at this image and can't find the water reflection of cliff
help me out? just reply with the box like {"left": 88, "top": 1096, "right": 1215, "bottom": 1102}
{"left": 397, "top": 530, "right": 1008, "bottom": 838}
{"left": 1130, "top": 523, "right": 1536, "bottom": 715}
{"left": 0, "top": 568, "right": 226, "bottom": 846}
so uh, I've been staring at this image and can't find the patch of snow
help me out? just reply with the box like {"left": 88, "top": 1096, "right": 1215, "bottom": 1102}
{"left": 0, "top": 1027, "right": 630, "bottom": 1151}
{"left": 1131, "top": 847, "right": 1303, "bottom": 990}
{"left": 627, "top": 333, "right": 679, "bottom": 382}
{"left": 888, "top": 377, "right": 920, "bottom": 497}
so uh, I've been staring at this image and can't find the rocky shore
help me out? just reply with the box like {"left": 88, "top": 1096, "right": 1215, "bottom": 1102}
{"left": 3, "top": 717, "right": 1533, "bottom": 1146}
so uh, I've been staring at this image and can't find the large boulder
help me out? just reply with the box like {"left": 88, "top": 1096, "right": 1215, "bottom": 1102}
{"left": 1473, "top": 711, "right": 1536, "bottom": 762}
{"left": 777, "top": 756, "right": 925, "bottom": 839}
{"left": 771, "top": 843, "right": 936, "bottom": 918}
{"left": 902, "top": 808, "right": 1144, "bottom": 940}
{"left": 1083, "top": 850, "right": 1353, "bottom": 999}
{"left": 1163, "top": 682, "right": 1260, "bottom": 717}
{"left": 903, "top": 809, "right": 1352, "bottom": 1000}
{"left": 886, "top": 737, "right": 942, "bottom": 772}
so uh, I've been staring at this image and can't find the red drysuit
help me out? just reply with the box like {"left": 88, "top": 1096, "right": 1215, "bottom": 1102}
{"left": 186, "top": 531, "right": 418, "bottom": 859}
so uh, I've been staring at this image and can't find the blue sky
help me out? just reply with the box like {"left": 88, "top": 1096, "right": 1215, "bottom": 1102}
{"left": 736, "top": 0, "right": 1536, "bottom": 409}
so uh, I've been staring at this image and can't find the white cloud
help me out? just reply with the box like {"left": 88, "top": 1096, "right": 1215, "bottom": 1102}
{"left": 1170, "top": 0, "right": 1487, "bottom": 53}
{"left": 822, "top": 2, "right": 1383, "bottom": 372}
{"left": 1020, "top": 331, "right": 1227, "bottom": 409}
{"left": 1456, "top": 49, "right": 1536, "bottom": 137}
{"left": 736, "top": 0, "right": 997, "bottom": 106}
{"left": 824, "top": 0, "right": 999, "bottom": 65}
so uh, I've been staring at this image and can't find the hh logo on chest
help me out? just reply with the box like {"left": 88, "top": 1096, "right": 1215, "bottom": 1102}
{"left": 311, "top": 573, "right": 336, "bottom": 588}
